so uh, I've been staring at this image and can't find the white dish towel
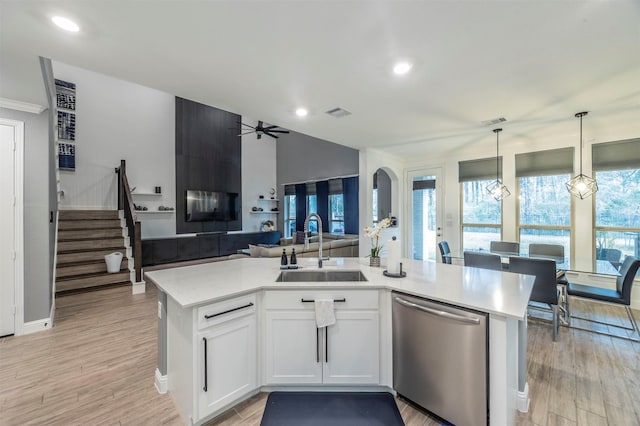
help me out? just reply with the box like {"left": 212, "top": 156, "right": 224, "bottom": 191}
{"left": 314, "top": 299, "right": 336, "bottom": 328}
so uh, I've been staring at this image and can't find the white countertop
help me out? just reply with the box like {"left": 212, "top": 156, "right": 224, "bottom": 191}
{"left": 145, "top": 257, "right": 534, "bottom": 319}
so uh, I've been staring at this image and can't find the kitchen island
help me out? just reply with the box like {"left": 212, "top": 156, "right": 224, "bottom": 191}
{"left": 146, "top": 257, "right": 534, "bottom": 426}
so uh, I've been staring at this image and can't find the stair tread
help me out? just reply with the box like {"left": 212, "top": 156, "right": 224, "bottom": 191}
{"left": 57, "top": 258, "right": 129, "bottom": 268}
{"left": 56, "top": 270, "right": 130, "bottom": 282}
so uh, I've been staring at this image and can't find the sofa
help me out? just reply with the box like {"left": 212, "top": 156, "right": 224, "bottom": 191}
{"left": 248, "top": 233, "right": 359, "bottom": 258}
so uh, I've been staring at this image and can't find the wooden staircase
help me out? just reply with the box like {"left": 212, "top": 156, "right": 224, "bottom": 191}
{"left": 56, "top": 210, "right": 132, "bottom": 294}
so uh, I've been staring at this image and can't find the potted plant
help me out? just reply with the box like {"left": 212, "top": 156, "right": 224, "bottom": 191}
{"left": 364, "top": 217, "right": 392, "bottom": 267}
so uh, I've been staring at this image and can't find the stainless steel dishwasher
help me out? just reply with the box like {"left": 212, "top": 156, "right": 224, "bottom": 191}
{"left": 392, "top": 292, "right": 488, "bottom": 426}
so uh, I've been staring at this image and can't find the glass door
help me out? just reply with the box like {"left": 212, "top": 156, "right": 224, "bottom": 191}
{"left": 408, "top": 168, "right": 443, "bottom": 261}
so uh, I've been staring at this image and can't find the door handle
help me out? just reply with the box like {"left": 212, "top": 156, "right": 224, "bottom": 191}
{"left": 202, "top": 337, "right": 208, "bottom": 392}
{"left": 394, "top": 297, "right": 480, "bottom": 324}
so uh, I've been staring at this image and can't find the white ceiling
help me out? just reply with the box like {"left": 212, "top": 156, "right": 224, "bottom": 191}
{"left": 1, "top": 1, "right": 639, "bottom": 157}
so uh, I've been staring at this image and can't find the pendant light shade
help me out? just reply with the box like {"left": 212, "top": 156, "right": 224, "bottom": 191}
{"left": 486, "top": 128, "right": 510, "bottom": 200}
{"left": 565, "top": 112, "right": 598, "bottom": 199}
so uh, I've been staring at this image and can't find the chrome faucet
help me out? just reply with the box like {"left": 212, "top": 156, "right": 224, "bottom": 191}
{"left": 303, "top": 212, "right": 324, "bottom": 268}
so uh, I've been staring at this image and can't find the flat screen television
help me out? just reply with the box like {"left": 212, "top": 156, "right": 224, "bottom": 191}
{"left": 186, "top": 190, "right": 239, "bottom": 222}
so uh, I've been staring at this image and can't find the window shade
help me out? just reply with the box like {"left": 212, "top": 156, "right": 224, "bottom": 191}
{"left": 515, "top": 147, "right": 574, "bottom": 177}
{"left": 458, "top": 157, "right": 502, "bottom": 182}
{"left": 412, "top": 179, "right": 436, "bottom": 190}
{"left": 592, "top": 138, "right": 640, "bottom": 171}
{"left": 328, "top": 178, "right": 343, "bottom": 194}
{"left": 284, "top": 184, "right": 295, "bottom": 196}
{"left": 305, "top": 182, "right": 317, "bottom": 195}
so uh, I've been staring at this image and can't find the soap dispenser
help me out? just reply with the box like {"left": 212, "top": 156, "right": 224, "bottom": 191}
{"left": 280, "top": 249, "right": 288, "bottom": 267}
{"left": 290, "top": 248, "right": 297, "bottom": 267}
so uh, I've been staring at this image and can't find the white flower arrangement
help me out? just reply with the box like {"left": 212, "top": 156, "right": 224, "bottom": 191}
{"left": 364, "top": 217, "right": 392, "bottom": 257}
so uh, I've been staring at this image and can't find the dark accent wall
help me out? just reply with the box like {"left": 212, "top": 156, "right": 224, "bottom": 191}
{"left": 175, "top": 97, "right": 242, "bottom": 234}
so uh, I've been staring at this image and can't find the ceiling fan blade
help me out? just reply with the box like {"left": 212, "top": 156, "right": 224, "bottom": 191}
{"left": 239, "top": 122, "right": 256, "bottom": 129}
{"left": 263, "top": 125, "right": 278, "bottom": 130}
{"left": 263, "top": 131, "right": 280, "bottom": 139}
{"left": 239, "top": 130, "right": 257, "bottom": 136}
{"left": 266, "top": 129, "right": 290, "bottom": 134}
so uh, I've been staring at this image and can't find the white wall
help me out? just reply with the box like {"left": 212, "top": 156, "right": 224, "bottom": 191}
{"left": 0, "top": 107, "right": 51, "bottom": 322}
{"left": 240, "top": 118, "right": 277, "bottom": 233}
{"left": 53, "top": 62, "right": 176, "bottom": 238}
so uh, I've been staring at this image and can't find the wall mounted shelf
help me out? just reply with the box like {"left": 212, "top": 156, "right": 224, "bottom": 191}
{"left": 132, "top": 192, "right": 162, "bottom": 196}
{"left": 135, "top": 210, "right": 174, "bottom": 214}
{"left": 250, "top": 211, "right": 279, "bottom": 215}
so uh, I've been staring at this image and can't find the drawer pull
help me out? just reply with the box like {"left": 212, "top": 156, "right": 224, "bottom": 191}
{"left": 301, "top": 298, "right": 346, "bottom": 303}
{"left": 204, "top": 302, "right": 254, "bottom": 319}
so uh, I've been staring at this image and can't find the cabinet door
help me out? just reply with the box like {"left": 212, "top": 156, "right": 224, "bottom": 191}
{"left": 263, "top": 311, "right": 323, "bottom": 384}
{"left": 197, "top": 315, "right": 257, "bottom": 420}
{"left": 323, "top": 310, "right": 380, "bottom": 384}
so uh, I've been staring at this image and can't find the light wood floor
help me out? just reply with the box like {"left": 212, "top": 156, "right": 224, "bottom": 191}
{"left": 1, "top": 284, "right": 638, "bottom": 426}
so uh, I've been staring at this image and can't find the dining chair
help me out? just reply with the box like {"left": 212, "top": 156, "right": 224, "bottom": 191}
{"left": 490, "top": 241, "right": 520, "bottom": 254}
{"left": 438, "top": 241, "right": 452, "bottom": 264}
{"left": 509, "top": 256, "right": 560, "bottom": 341}
{"left": 596, "top": 248, "right": 623, "bottom": 270}
{"left": 529, "top": 243, "right": 564, "bottom": 260}
{"left": 566, "top": 256, "right": 640, "bottom": 341}
{"left": 464, "top": 251, "right": 502, "bottom": 271}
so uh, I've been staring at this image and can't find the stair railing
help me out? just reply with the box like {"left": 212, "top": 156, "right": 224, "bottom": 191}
{"left": 115, "top": 160, "right": 142, "bottom": 282}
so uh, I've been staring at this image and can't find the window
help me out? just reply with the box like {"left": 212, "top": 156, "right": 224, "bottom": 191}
{"left": 461, "top": 180, "right": 502, "bottom": 250}
{"left": 594, "top": 169, "right": 640, "bottom": 264}
{"left": 517, "top": 174, "right": 571, "bottom": 254}
{"left": 459, "top": 157, "right": 503, "bottom": 251}
{"left": 515, "top": 147, "right": 574, "bottom": 255}
{"left": 283, "top": 194, "right": 296, "bottom": 238}
{"left": 593, "top": 139, "right": 640, "bottom": 268}
{"left": 329, "top": 193, "right": 344, "bottom": 234}
{"left": 306, "top": 194, "right": 318, "bottom": 233}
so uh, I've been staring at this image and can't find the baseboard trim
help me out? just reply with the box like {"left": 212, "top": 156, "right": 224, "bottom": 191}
{"left": 517, "top": 382, "right": 530, "bottom": 413}
{"left": 21, "top": 318, "right": 52, "bottom": 335}
{"left": 132, "top": 280, "right": 146, "bottom": 294}
{"left": 155, "top": 368, "right": 168, "bottom": 394}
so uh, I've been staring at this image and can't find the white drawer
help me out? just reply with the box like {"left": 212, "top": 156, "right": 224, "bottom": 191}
{"left": 263, "top": 290, "right": 379, "bottom": 310}
{"left": 197, "top": 293, "right": 256, "bottom": 330}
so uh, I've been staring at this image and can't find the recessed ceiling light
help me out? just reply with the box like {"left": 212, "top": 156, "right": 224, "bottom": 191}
{"left": 295, "top": 108, "right": 308, "bottom": 117}
{"left": 393, "top": 61, "right": 412, "bottom": 75}
{"left": 52, "top": 16, "right": 80, "bottom": 32}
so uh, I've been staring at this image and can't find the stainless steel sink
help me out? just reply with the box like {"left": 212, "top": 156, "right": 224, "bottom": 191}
{"left": 275, "top": 270, "right": 368, "bottom": 282}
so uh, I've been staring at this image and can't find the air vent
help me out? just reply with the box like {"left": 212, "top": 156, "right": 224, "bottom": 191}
{"left": 325, "top": 107, "right": 352, "bottom": 118}
{"left": 481, "top": 117, "right": 507, "bottom": 126}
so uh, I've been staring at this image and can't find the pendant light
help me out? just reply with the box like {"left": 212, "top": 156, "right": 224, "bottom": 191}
{"left": 486, "top": 128, "right": 510, "bottom": 200}
{"left": 565, "top": 111, "right": 598, "bottom": 199}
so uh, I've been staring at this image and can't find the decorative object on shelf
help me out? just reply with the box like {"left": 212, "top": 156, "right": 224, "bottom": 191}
{"left": 252, "top": 206, "right": 258, "bottom": 211}
{"left": 134, "top": 204, "right": 148, "bottom": 211}
{"left": 269, "top": 187, "right": 276, "bottom": 199}
{"left": 158, "top": 206, "right": 174, "bottom": 211}
{"left": 566, "top": 111, "right": 598, "bottom": 199}
{"left": 364, "top": 217, "right": 392, "bottom": 267}
{"left": 261, "top": 220, "right": 275, "bottom": 232}
{"left": 271, "top": 207, "right": 279, "bottom": 212}
{"left": 155, "top": 186, "right": 162, "bottom": 194}
{"left": 486, "top": 128, "right": 510, "bottom": 200}
{"left": 58, "top": 142, "right": 75, "bottom": 171}
{"left": 259, "top": 195, "right": 264, "bottom": 199}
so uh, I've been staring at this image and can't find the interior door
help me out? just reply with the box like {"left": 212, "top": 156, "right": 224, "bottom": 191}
{"left": 0, "top": 122, "right": 16, "bottom": 336}
{"left": 407, "top": 168, "right": 443, "bottom": 261}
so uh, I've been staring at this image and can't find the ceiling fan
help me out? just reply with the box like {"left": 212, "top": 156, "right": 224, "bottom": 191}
{"left": 238, "top": 121, "right": 290, "bottom": 139}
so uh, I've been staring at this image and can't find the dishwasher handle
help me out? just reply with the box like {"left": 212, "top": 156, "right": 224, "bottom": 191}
{"left": 394, "top": 296, "right": 480, "bottom": 325}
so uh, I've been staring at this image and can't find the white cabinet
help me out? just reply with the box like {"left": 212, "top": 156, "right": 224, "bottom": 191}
{"left": 197, "top": 314, "right": 256, "bottom": 418}
{"left": 262, "top": 290, "right": 380, "bottom": 386}
{"left": 167, "top": 293, "right": 257, "bottom": 425}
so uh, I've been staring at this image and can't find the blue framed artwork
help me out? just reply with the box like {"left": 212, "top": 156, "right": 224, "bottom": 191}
{"left": 59, "top": 143, "right": 76, "bottom": 171}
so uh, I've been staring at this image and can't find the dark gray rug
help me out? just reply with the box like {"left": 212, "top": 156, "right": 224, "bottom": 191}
{"left": 260, "top": 391, "right": 405, "bottom": 426}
